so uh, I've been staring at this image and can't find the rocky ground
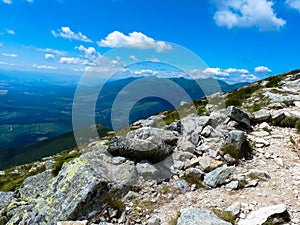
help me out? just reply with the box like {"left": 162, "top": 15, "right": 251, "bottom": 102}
{"left": 0, "top": 71, "right": 300, "bottom": 225}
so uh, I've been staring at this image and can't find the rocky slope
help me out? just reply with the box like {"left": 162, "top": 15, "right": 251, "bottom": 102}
{"left": 0, "top": 70, "right": 300, "bottom": 225}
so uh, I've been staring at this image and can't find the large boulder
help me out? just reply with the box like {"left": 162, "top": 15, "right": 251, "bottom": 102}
{"left": 0, "top": 191, "right": 14, "bottom": 210}
{"left": 177, "top": 208, "right": 231, "bottom": 225}
{"left": 204, "top": 166, "right": 235, "bottom": 187}
{"left": 126, "top": 127, "right": 178, "bottom": 146}
{"left": 2, "top": 149, "right": 136, "bottom": 225}
{"left": 108, "top": 136, "right": 173, "bottom": 163}
{"left": 226, "top": 106, "right": 251, "bottom": 127}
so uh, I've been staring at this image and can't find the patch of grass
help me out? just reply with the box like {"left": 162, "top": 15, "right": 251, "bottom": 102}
{"left": 169, "top": 211, "right": 181, "bottom": 225}
{"left": 290, "top": 136, "right": 296, "bottom": 145}
{"left": 212, "top": 209, "right": 236, "bottom": 223}
{"left": 139, "top": 200, "right": 156, "bottom": 213}
{"left": 51, "top": 150, "right": 80, "bottom": 176}
{"left": 181, "top": 173, "right": 204, "bottom": 189}
{"left": 0, "top": 163, "right": 46, "bottom": 192}
{"left": 295, "top": 121, "right": 300, "bottom": 132}
{"left": 222, "top": 145, "right": 239, "bottom": 159}
{"left": 265, "top": 75, "right": 284, "bottom": 88}
{"left": 159, "top": 185, "right": 171, "bottom": 194}
{"left": 237, "top": 180, "right": 248, "bottom": 189}
{"left": 247, "top": 173, "right": 260, "bottom": 180}
{"left": 225, "top": 84, "right": 261, "bottom": 107}
{"left": 248, "top": 103, "right": 263, "bottom": 113}
{"left": 279, "top": 117, "right": 298, "bottom": 128}
{"left": 104, "top": 195, "right": 125, "bottom": 211}
{"left": 263, "top": 127, "right": 272, "bottom": 134}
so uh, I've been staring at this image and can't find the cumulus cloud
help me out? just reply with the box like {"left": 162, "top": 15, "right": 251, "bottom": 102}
{"left": 97, "top": 31, "right": 172, "bottom": 52}
{"left": 203, "top": 67, "right": 229, "bottom": 76}
{"left": 75, "top": 45, "right": 100, "bottom": 60}
{"left": 212, "top": 0, "right": 286, "bottom": 31}
{"left": 2, "top": 0, "right": 12, "bottom": 4}
{"left": 254, "top": 66, "right": 272, "bottom": 73}
{"left": 52, "top": 27, "right": 92, "bottom": 43}
{"left": 36, "top": 47, "right": 66, "bottom": 56}
{"left": 286, "top": 0, "right": 300, "bottom": 11}
{"left": 224, "top": 68, "right": 249, "bottom": 74}
{"left": 27, "top": 0, "right": 34, "bottom": 3}
{"left": 2, "top": 53, "right": 18, "bottom": 57}
{"left": 45, "top": 54, "right": 55, "bottom": 59}
{"left": 33, "top": 64, "right": 57, "bottom": 70}
{"left": 59, "top": 57, "right": 89, "bottom": 65}
{"left": 0, "top": 61, "right": 8, "bottom": 65}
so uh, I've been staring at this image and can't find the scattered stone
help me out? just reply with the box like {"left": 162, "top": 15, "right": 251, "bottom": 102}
{"left": 225, "top": 180, "right": 239, "bottom": 190}
{"left": 147, "top": 217, "right": 161, "bottom": 225}
{"left": 136, "top": 160, "right": 159, "bottom": 179}
{"left": 177, "top": 208, "right": 231, "bottom": 225}
{"left": 252, "top": 109, "right": 271, "bottom": 122}
{"left": 226, "top": 106, "right": 251, "bottom": 127}
{"left": 237, "top": 204, "right": 288, "bottom": 225}
{"left": 204, "top": 166, "right": 235, "bottom": 188}
{"left": 57, "top": 221, "right": 88, "bottom": 225}
{"left": 201, "top": 125, "right": 213, "bottom": 138}
{"left": 173, "top": 180, "right": 189, "bottom": 193}
{"left": 226, "top": 202, "right": 241, "bottom": 216}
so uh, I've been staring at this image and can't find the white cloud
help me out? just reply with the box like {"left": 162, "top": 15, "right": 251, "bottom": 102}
{"left": 45, "top": 54, "right": 55, "bottom": 59}
{"left": 33, "top": 64, "right": 57, "bottom": 70}
{"left": 52, "top": 26, "right": 92, "bottom": 43}
{"left": 36, "top": 47, "right": 66, "bottom": 56}
{"left": 27, "top": 0, "right": 34, "bottom": 3}
{"left": 6, "top": 29, "right": 15, "bottom": 35}
{"left": 212, "top": 0, "right": 286, "bottom": 31}
{"left": 2, "top": 0, "right": 12, "bottom": 4}
{"left": 224, "top": 68, "right": 249, "bottom": 74}
{"left": 0, "top": 61, "right": 8, "bottom": 65}
{"left": 0, "top": 43, "right": 2, "bottom": 47}
{"left": 97, "top": 31, "right": 172, "bottom": 52}
{"left": 2, "top": 53, "right": 18, "bottom": 58}
{"left": 254, "top": 66, "right": 272, "bottom": 73}
{"left": 59, "top": 57, "right": 89, "bottom": 65}
{"left": 75, "top": 45, "right": 99, "bottom": 60}
{"left": 203, "top": 67, "right": 229, "bottom": 76}
{"left": 130, "top": 55, "right": 138, "bottom": 61}
{"left": 146, "top": 57, "right": 161, "bottom": 62}
{"left": 286, "top": 0, "right": 300, "bottom": 11}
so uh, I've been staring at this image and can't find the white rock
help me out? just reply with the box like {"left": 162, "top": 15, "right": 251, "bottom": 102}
{"left": 237, "top": 204, "right": 287, "bottom": 225}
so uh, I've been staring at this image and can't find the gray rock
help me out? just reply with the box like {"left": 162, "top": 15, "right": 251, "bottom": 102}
{"left": 0, "top": 191, "right": 14, "bottom": 209}
{"left": 226, "top": 202, "right": 241, "bottom": 216}
{"left": 19, "top": 170, "right": 53, "bottom": 199}
{"left": 177, "top": 208, "right": 231, "bottom": 225}
{"left": 224, "top": 154, "right": 237, "bottom": 164}
{"left": 177, "top": 140, "right": 195, "bottom": 153}
{"left": 57, "top": 221, "right": 88, "bottom": 225}
{"left": 108, "top": 136, "right": 173, "bottom": 163}
{"left": 126, "top": 127, "right": 178, "bottom": 146}
{"left": 201, "top": 125, "right": 213, "bottom": 138}
{"left": 237, "top": 204, "right": 288, "bottom": 225}
{"left": 245, "top": 169, "right": 271, "bottom": 179}
{"left": 136, "top": 160, "right": 159, "bottom": 179}
{"left": 271, "top": 111, "right": 285, "bottom": 123}
{"left": 252, "top": 109, "right": 271, "bottom": 122}
{"left": 147, "top": 217, "right": 161, "bottom": 225}
{"left": 223, "top": 130, "right": 246, "bottom": 153}
{"left": 180, "top": 114, "right": 210, "bottom": 135}
{"left": 173, "top": 180, "right": 189, "bottom": 193}
{"left": 226, "top": 106, "right": 251, "bottom": 127}
{"left": 225, "top": 180, "right": 239, "bottom": 190}
{"left": 204, "top": 166, "right": 235, "bottom": 187}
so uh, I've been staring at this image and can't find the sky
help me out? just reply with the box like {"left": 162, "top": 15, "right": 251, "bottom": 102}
{"left": 1, "top": 0, "right": 300, "bottom": 83}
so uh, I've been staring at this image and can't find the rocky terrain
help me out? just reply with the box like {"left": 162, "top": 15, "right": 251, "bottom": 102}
{"left": 0, "top": 70, "right": 300, "bottom": 225}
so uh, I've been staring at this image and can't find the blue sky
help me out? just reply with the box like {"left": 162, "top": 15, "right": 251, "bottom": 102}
{"left": 0, "top": 0, "right": 300, "bottom": 83}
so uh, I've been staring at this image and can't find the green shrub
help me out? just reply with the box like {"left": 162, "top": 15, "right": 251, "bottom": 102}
{"left": 181, "top": 173, "right": 204, "bottom": 188}
{"left": 237, "top": 180, "right": 248, "bottom": 189}
{"left": 265, "top": 75, "right": 283, "bottom": 88}
{"left": 290, "top": 136, "right": 296, "bottom": 145}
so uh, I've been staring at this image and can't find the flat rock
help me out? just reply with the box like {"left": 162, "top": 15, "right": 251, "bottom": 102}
{"left": 226, "top": 106, "right": 251, "bottom": 127}
{"left": 237, "top": 204, "right": 287, "bottom": 225}
{"left": 252, "top": 109, "right": 271, "bottom": 122}
{"left": 177, "top": 208, "right": 231, "bottom": 225}
{"left": 204, "top": 166, "right": 235, "bottom": 188}
{"left": 108, "top": 136, "right": 172, "bottom": 163}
